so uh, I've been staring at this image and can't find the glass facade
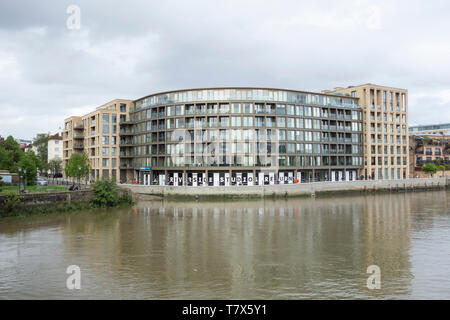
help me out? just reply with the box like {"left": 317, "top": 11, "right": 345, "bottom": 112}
{"left": 120, "top": 88, "right": 364, "bottom": 185}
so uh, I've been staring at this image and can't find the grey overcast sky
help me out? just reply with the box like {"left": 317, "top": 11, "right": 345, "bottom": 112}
{"left": 1, "top": 0, "right": 450, "bottom": 140}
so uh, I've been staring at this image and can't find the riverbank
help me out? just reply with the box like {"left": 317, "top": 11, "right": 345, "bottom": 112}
{"left": 120, "top": 177, "right": 449, "bottom": 200}
{"left": 0, "top": 187, "right": 133, "bottom": 218}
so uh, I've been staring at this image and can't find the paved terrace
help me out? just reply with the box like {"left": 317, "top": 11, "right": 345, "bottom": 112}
{"left": 120, "top": 177, "right": 449, "bottom": 199}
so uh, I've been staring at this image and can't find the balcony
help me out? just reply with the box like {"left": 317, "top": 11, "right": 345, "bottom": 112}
{"left": 120, "top": 119, "right": 135, "bottom": 125}
{"left": 73, "top": 133, "right": 84, "bottom": 139}
{"left": 74, "top": 123, "right": 84, "bottom": 129}
{"left": 119, "top": 130, "right": 134, "bottom": 136}
{"left": 73, "top": 143, "right": 84, "bottom": 149}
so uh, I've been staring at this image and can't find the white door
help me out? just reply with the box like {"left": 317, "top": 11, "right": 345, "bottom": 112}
{"left": 279, "top": 172, "right": 285, "bottom": 184}
{"left": 225, "top": 172, "right": 230, "bottom": 186}
{"left": 338, "top": 171, "right": 343, "bottom": 181}
{"left": 192, "top": 173, "right": 197, "bottom": 187}
{"left": 236, "top": 172, "right": 242, "bottom": 185}
{"left": 331, "top": 171, "right": 336, "bottom": 182}
{"left": 269, "top": 172, "right": 275, "bottom": 185}
{"left": 352, "top": 170, "right": 356, "bottom": 181}
{"left": 174, "top": 173, "right": 179, "bottom": 186}
{"left": 248, "top": 172, "right": 253, "bottom": 186}
{"left": 213, "top": 173, "right": 219, "bottom": 186}
{"left": 288, "top": 172, "right": 294, "bottom": 184}
{"left": 345, "top": 171, "right": 350, "bottom": 181}
{"left": 297, "top": 172, "right": 302, "bottom": 183}
{"left": 259, "top": 172, "right": 264, "bottom": 186}
{"left": 159, "top": 174, "right": 165, "bottom": 186}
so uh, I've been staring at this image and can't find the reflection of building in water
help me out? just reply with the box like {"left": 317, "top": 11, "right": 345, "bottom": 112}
{"left": 130, "top": 196, "right": 416, "bottom": 298}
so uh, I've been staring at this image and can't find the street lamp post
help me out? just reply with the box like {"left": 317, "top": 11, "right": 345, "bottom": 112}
{"left": 23, "top": 168, "right": 27, "bottom": 193}
{"left": 18, "top": 166, "right": 22, "bottom": 193}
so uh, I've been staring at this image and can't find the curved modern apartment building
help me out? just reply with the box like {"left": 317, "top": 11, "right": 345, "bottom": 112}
{"left": 119, "top": 88, "right": 364, "bottom": 186}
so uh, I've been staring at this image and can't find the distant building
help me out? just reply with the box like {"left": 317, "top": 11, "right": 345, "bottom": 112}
{"left": 409, "top": 123, "right": 450, "bottom": 135}
{"left": 48, "top": 132, "right": 63, "bottom": 162}
{"left": 409, "top": 134, "right": 450, "bottom": 177}
{"left": 15, "top": 138, "right": 32, "bottom": 147}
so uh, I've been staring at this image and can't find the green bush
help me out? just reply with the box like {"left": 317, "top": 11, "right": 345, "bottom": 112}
{"left": 422, "top": 163, "right": 438, "bottom": 177}
{"left": 92, "top": 179, "right": 120, "bottom": 207}
{"left": 2, "top": 191, "right": 21, "bottom": 213}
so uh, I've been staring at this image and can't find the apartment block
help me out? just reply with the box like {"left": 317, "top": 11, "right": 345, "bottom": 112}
{"left": 63, "top": 99, "right": 133, "bottom": 182}
{"left": 327, "top": 84, "right": 409, "bottom": 180}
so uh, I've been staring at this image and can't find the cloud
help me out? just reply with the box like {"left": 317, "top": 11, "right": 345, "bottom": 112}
{"left": 0, "top": 0, "right": 450, "bottom": 139}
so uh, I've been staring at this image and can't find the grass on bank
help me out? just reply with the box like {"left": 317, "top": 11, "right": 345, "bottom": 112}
{"left": 0, "top": 179, "right": 134, "bottom": 218}
{"left": 0, "top": 185, "right": 69, "bottom": 195}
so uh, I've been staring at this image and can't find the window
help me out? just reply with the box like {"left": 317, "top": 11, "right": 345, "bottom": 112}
{"left": 102, "top": 147, "right": 109, "bottom": 156}
{"left": 276, "top": 104, "right": 286, "bottom": 114}
{"left": 220, "top": 116, "right": 229, "bottom": 127}
{"left": 304, "top": 107, "right": 312, "bottom": 116}
{"left": 304, "top": 119, "right": 312, "bottom": 129}
{"left": 102, "top": 136, "right": 109, "bottom": 145}
{"left": 111, "top": 147, "right": 117, "bottom": 156}
{"left": 231, "top": 116, "right": 241, "bottom": 127}
{"left": 176, "top": 118, "right": 185, "bottom": 128}
{"left": 287, "top": 105, "right": 295, "bottom": 115}
{"left": 277, "top": 117, "right": 286, "bottom": 128}
{"left": 287, "top": 118, "right": 295, "bottom": 128}
{"left": 232, "top": 103, "right": 241, "bottom": 113}
{"left": 219, "top": 103, "right": 229, "bottom": 114}
{"left": 120, "top": 104, "right": 127, "bottom": 112}
{"left": 175, "top": 105, "right": 184, "bottom": 115}
{"left": 102, "top": 158, "right": 109, "bottom": 167}
{"left": 102, "top": 114, "right": 109, "bottom": 134}
{"left": 243, "top": 116, "right": 253, "bottom": 127}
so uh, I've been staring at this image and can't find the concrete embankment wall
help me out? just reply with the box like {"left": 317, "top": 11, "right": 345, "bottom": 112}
{"left": 0, "top": 190, "right": 93, "bottom": 208}
{"left": 121, "top": 177, "right": 449, "bottom": 200}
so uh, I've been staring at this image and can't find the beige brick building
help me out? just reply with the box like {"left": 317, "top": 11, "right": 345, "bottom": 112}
{"left": 325, "top": 84, "right": 409, "bottom": 180}
{"left": 63, "top": 99, "right": 133, "bottom": 182}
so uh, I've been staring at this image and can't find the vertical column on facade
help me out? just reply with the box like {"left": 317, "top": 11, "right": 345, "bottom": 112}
{"left": 164, "top": 170, "right": 168, "bottom": 186}
{"left": 183, "top": 170, "right": 187, "bottom": 186}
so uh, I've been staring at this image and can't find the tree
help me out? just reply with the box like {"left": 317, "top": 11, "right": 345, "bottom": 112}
{"left": 65, "top": 152, "right": 90, "bottom": 184}
{"left": 0, "top": 147, "right": 14, "bottom": 171}
{"left": 422, "top": 163, "right": 438, "bottom": 177}
{"left": 17, "top": 152, "right": 38, "bottom": 185}
{"left": 32, "top": 133, "right": 50, "bottom": 173}
{"left": 0, "top": 136, "right": 23, "bottom": 172}
{"left": 25, "top": 149, "right": 44, "bottom": 174}
{"left": 48, "top": 158, "right": 62, "bottom": 177}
